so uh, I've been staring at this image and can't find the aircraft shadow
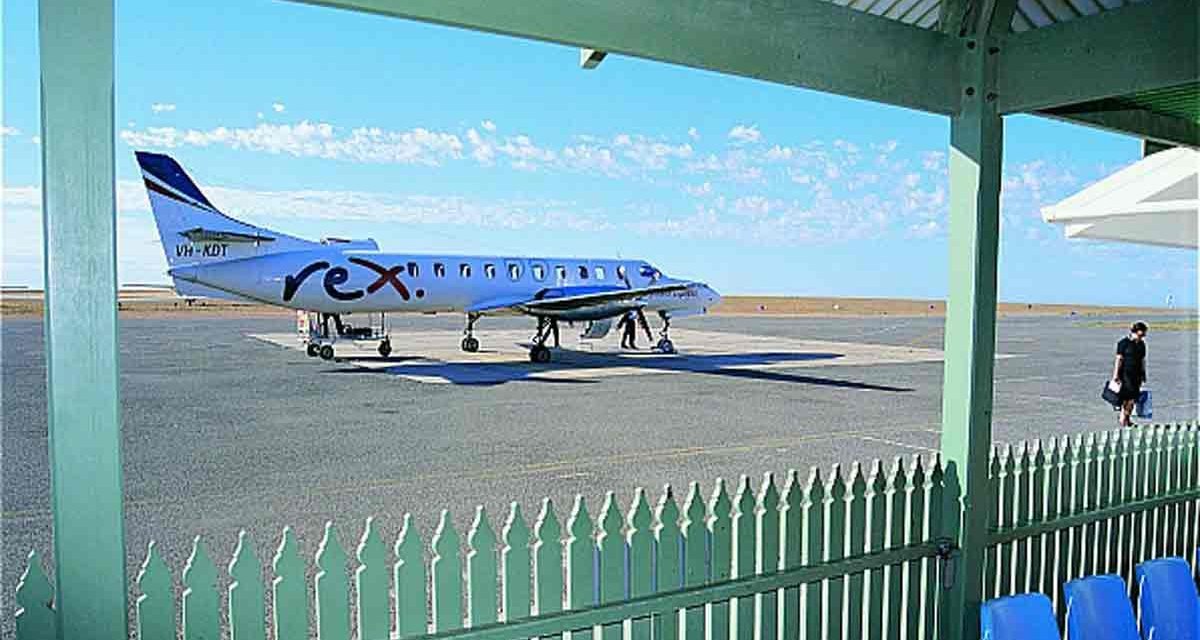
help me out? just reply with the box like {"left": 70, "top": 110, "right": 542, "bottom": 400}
{"left": 321, "top": 349, "right": 912, "bottom": 391}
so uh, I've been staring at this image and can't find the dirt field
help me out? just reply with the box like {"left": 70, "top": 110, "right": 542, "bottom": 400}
{"left": 1, "top": 289, "right": 1177, "bottom": 319}
{"left": 711, "top": 295, "right": 1173, "bottom": 318}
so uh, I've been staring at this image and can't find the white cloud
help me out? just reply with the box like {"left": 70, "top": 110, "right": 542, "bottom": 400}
{"left": 481, "top": 120, "right": 497, "bottom": 132}
{"left": 272, "top": 103, "right": 286, "bottom": 113}
{"left": 682, "top": 181, "right": 713, "bottom": 197}
{"left": 907, "top": 220, "right": 941, "bottom": 239}
{"left": 30, "top": 136, "right": 40, "bottom": 145}
{"left": 121, "top": 121, "right": 465, "bottom": 166}
{"left": 612, "top": 134, "right": 692, "bottom": 170}
{"left": 727, "top": 124, "right": 761, "bottom": 144}
{"left": 1, "top": 126, "right": 20, "bottom": 136}
{"left": 687, "top": 127, "right": 700, "bottom": 141}
{"left": 151, "top": 103, "right": 176, "bottom": 113}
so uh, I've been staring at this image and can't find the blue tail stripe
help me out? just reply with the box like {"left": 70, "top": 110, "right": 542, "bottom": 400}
{"left": 134, "top": 151, "right": 217, "bottom": 210}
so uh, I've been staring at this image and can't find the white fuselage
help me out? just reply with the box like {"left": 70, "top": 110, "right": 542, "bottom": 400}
{"left": 170, "top": 248, "right": 721, "bottom": 319}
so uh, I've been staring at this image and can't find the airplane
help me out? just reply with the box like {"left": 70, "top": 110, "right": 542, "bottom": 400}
{"left": 137, "top": 151, "right": 721, "bottom": 363}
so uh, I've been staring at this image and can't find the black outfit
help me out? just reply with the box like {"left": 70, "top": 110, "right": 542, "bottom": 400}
{"left": 1115, "top": 337, "right": 1146, "bottom": 402}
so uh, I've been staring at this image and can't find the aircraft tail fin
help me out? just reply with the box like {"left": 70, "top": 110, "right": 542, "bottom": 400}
{"left": 135, "top": 151, "right": 317, "bottom": 275}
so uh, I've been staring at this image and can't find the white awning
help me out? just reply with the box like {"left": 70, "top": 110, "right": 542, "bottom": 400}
{"left": 1041, "top": 147, "right": 1199, "bottom": 249}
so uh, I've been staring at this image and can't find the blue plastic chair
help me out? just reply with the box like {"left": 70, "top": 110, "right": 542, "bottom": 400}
{"left": 981, "top": 592, "right": 1061, "bottom": 640}
{"left": 1065, "top": 574, "right": 1140, "bottom": 640}
{"left": 1136, "top": 557, "right": 1200, "bottom": 640}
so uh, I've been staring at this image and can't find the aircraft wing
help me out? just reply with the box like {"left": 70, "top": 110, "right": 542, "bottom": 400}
{"left": 517, "top": 283, "right": 689, "bottom": 312}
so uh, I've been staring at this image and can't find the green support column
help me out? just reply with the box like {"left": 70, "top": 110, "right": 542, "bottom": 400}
{"left": 939, "top": 37, "right": 1003, "bottom": 640}
{"left": 38, "top": 1, "right": 127, "bottom": 638}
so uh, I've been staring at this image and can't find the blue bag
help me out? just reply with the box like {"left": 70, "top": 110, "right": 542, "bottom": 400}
{"left": 1136, "top": 388, "right": 1153, "bottom": 419}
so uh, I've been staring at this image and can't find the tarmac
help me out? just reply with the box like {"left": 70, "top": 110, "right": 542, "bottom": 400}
{"left": 1, "top": 311, "right": 1196, "bottom": 629}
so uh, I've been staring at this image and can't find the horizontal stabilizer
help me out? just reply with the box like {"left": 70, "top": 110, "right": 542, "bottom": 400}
{"left": 179, "top": 227, "right": 276, "bottom": 244}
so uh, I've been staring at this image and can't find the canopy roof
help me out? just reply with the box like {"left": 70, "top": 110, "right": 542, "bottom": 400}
{"left": 1041, "top": 147, "right": 1199, "bottom": 248}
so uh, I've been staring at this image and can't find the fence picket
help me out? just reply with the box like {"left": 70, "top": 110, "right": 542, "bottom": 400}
{"left": 566, "top": 496, "right": 596, "bottom": 640}
{"left": 598, "top": 493, "right": 625, "bottom": 640}
{"left": 682, "top": 483, "right": 709, "bottom": 640}
{"left": 1066, "top": 436, "right": 1085, "bottom": 586}
{"left": 924, "top": 457, "right": 944, "bottom": 638}
{"left": 182, "top": 536, "right": 220, "bottom": 640}
{"left": 1162, "top": 430, "right": 1181, "bottom": 557}
{"left": 731, "top": 477, "right": 756, "bottom": 640}
{"left": 1028, "top": 444, "right": 1048, "bottom": 594}
{"left": 229, "top": 531, "right": 266, "bottom": 640}
{"left": 757, "top": 474, "right": 781, "bottom": 640}
{"left": 273, "top": 527, "right": 309, "bottom": 640}
{"left": 984, "top": 451, "right": 1002, "bottom": 600}
{"left": 533, "top": 498, "right": 564, "bottom": 633}
{"left": 884, "top": 460, "right": 904, "bottom": 640}
{"left": 709, "top": 480, "right": 734, "bottom": 640}
{"left": 432, "top": 511, "right": 464, "bottom": 633}
{"left": 1132, "top": 431, "right": 1151, "bottom": 569}
{"left": 1042, "top": 440, "right": 1063, "bottom": 608}
{"left": 1098, "top": 433, "right": 1116, "bottom": 574}
{"left": 654, "top": 486, "right": 682, "bottom": 640}
{"left": 866, "top": 462, "right": 887, "bottom": 640}
{"left": 903, "top": 458, "right": 925, "bottom": 640}
{"left": 780, "top": 471, "right": 804, "bottom": 640}
{"left": 468, "top": 507, "right": 500, "bottom": 628}
{"left": 826, "top": 466, "right": 848, "bottom": 640}
{"left": 395, "top": 514, "right": 428, "bottom": 638}
{"left": 1053, "top": 439, "right": 1074, "bottom": 623}
{"left": 846, "top": 464, "right": 868, "bottom": 640}
{"left": 1012, "top": 447, "right": 1031, "bottom": 595}
{"left": 315, "top": 522, "right": 351, "bottom": 640}
{"left": 804, "top": 469, "right": 826, "bottom": 640}
{"left": 136, "top": 542, "right": 174, "bottom": 640}
{"left": 502, "top": 503, "right": 533, "bottom": 624}
{"left": 355, "top": 518, "right": 388, "bottom": 640}
{"left": 15, "top": 550, "right": 56, "bottom": 640}
{"left": 997, "top": 446, "right": 1016, "bottom": 596}
{"left": 628, "top": 489, "right": 655, "bottom": 640}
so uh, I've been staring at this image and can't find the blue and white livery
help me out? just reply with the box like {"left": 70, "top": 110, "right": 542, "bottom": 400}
{"left": 137, "top": 152, "right": 721, "bottom": 362}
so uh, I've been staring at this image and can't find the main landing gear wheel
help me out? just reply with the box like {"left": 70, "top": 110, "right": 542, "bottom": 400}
{"left": 306, "top": 343, "right": 320, "bottom": 357}
{"left": 529, "top": 345, "right": 552, "bottom": 363}
{"left": 378, "top": 339, "right": 392, "bottom": 358}
{"left": 656, "top": 338, "right": 676, "bottom": 354}
{"left": 461, "top": 336, "right": 480, "bottom": 353}
{"left": 319, "top": 345, "right": 335, "bottom": 360}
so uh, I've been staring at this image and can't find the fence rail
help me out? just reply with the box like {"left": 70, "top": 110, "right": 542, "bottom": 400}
{"left": 14, "top": 423, "right": 1198, "bottom": 640}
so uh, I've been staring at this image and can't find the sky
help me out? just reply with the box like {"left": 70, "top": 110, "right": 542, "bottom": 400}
{"left": 2, "top": 0, "right": 1196, "bottom": 307}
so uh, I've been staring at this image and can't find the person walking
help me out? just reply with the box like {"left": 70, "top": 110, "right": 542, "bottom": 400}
{"left": 1111, "top": 321, "right": 1148, "bottom": 427}
{"left": 617, "top": 311, "right": 638, "bottom": 349}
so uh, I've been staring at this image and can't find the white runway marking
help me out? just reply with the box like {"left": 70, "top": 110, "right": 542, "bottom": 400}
{"left": 251, "top": 329, "right": 960, "bottom": 385}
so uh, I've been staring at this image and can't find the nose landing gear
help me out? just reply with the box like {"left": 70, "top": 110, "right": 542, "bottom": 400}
{"left": 655, "top": 312, "right": 676, "bottom": 354}
{"left": 461, "top": 313, "right": 481, "bottom": 352}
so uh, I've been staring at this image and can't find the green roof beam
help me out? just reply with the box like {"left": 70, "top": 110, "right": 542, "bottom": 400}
{"left": 996, "top": 0, "right": 1198, "bottom": 114}
{"left": 289, "top": 0, "right": 960, "bottom": 114}
{"left": 1040, "top": 104, "right": 1200, "bottom": 148}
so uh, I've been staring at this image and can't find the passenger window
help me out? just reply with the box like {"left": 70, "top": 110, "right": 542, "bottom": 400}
{"left": 578, "top": 265, "right": 589, "bottom": 279}
{"left": 508, "top": 262, "right": 522, "bottom": 281}
{"left": 485, "top": 263, "right": 496, "bottom": 279}
{"left": 531, "top": 264, "right": 546, "bottom": 281}
{"left": 407, "top": 262, "right": 420, "bottom": 278}
{"left": 594, "top": 266, "right": 606, "bottom": 280}
{"left": 434, "top": 263, "right": 446, "bottom": 278}
{"left": 460, "top": 263, "right": 471, "bottom": 278}
{"left": 555, "top": 265, "right": 567, "bottom": 282}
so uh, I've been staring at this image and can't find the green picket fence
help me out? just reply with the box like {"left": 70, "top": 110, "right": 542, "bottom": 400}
{"left": 983, "top": 423, "right": 1200, "bottom": 627}
{"left": 13, "top": 424, "right": 1198, "bottom": 640}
